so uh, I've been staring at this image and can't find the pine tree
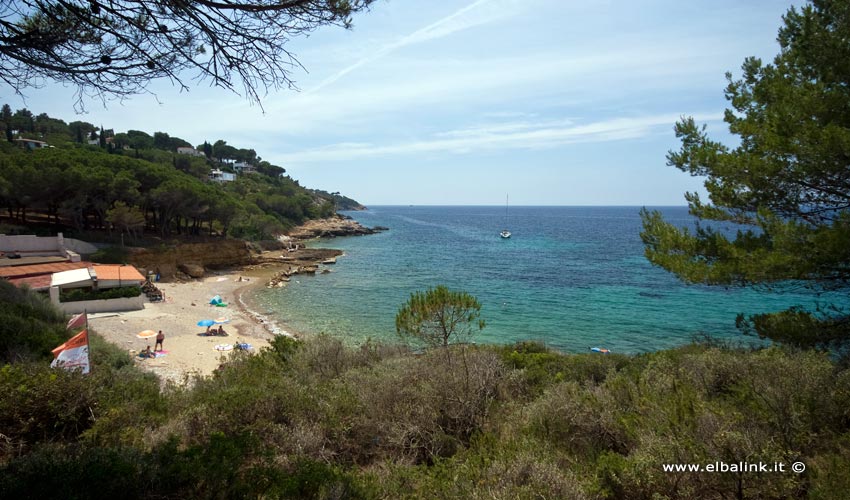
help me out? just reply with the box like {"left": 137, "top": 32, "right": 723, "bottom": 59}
{"left": 641, "top": 0, "right": 850, "bottom": 351}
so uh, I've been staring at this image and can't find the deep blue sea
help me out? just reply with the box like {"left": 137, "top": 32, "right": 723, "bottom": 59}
{"left": 247, "top": 206, "right": 836, "bottom": 353}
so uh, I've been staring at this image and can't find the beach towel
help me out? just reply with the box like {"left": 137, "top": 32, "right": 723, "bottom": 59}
{"left": 215, "top": 344, "right": 233, "bottom": 351}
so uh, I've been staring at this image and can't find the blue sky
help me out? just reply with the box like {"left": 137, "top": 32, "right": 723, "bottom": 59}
{"left": 2, "top": 0, "right": 798, "bottom": 206}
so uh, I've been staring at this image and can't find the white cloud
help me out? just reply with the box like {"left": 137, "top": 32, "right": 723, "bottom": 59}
{"left": 276, "top": 112, "right": 722, "bottom": 163}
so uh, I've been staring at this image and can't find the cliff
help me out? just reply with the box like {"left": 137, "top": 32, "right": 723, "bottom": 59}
{"left": 127, "top": 240, "right": 253, "bottom": 279}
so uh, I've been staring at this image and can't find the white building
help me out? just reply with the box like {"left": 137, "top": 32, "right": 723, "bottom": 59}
{"left": 209, "top": 169, "right": 236, "bottom": 183}
{"left": 177, "top": 146, "right": 205, "bottom": 157}
{"left": 233, "top": 162, "right": 256, "bottom": 174}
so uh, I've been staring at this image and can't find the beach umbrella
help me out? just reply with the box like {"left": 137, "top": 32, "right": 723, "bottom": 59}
{"left": 197, "top": 319, "right": 215, "bottom": 327}
{"left": 214, "top": 317, "right": 230, "bottom": 324}
{"left": 137, "top": 330, "right": 157, "bottom": 339}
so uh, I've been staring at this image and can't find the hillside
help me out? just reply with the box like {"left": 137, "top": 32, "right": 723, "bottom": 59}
{"left": 0, "top": 105, "right": 359, "bottom": 241}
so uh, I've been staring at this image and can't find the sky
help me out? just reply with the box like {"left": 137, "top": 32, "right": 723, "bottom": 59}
{"left": 1, "top": 0, "right": 800, "bottom": 206}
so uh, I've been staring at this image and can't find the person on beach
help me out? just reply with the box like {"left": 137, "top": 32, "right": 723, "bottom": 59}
{"left": 155, "top": 330, "right": 165, "bottom": 351}
{"left": 141, "top": 345, "right": 154, "bottom": 359}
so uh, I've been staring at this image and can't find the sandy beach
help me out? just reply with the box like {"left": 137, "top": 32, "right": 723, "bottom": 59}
{"left": 88, "top": 268, "right": 279, "bottom": 384}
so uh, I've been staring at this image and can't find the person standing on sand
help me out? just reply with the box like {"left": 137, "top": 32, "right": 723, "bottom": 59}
{"left": 155, "top": 330, "right": 165, "bottom": 351}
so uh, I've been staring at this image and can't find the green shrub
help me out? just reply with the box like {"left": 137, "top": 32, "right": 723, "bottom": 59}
{"left": 0, "top": 280, "right": 66, "bottom": 362}
{"left": 61, "top": 286, "right": 142, "bottom": 303}
{"left": 89, "top": 245, "right": 128, "bottom": 264}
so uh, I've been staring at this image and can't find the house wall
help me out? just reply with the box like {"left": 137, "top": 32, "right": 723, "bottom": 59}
{"left": 63, "top": 238, "right": 100, "bottom": 256}
{"left": 0, "top": 234, "right": 99, "bottom": 258}
{"left": 0, "top": 234, "right": 59, "bottom": 253}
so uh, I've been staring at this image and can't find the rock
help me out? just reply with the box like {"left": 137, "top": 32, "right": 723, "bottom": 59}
{"left": 286, "top": 215, "right": 387, "bottom": 240}
{"left": 178, "top": 263, "right": 206, "bottom": 278}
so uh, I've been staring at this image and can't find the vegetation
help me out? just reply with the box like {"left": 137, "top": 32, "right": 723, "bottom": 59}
{"left": 0, "top": 0, "right": 375, "bottom": 108}
{"left": 395, "top": 285, "right": 485, "bottom": 348}
{"left": 60, "top": 286, "right": 142, "bottom": 303}
{"left": 0, "top": 105, "right": 348, "bottom": 241}
{"left": 1, "top": 281, "right": 849, "bottom": 499}
{"left": 641, "top": 0, "right": 850, "bottom": 353}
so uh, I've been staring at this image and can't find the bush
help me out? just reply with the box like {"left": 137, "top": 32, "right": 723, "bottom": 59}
{"left": 89, "top": 245, "right": 129, "bottom": 264}
{"left": 61, "top": 286, "right": 142, "bottom": 303}
{"left": 0, "top": 280, "right": 66, "bottom": 362}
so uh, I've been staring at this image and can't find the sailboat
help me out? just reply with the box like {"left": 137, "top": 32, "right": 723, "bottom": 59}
{"left": 500, "top": 195, "right": 511, "bottom": 239}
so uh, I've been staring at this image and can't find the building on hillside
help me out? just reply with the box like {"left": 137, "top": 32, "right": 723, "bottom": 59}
{"left": 49, "top": 264, "right": 147, "bottom": 314}
{"left": 51, "top": 264, "right": 146, "bottom": 291}
{"left": 0, "top": 261, "right": 92, "bottom": 292}
{"left": 14, "top": 138, "right": 50, "bottom": 150}
{"left": 233, "top": 162, "right": 256, "bottom": 175}
{"left": 208, "top": 169, "right": 236, "bottom": 183}
{"left": 177, "top": 146, "right": 205, "bottom": 157}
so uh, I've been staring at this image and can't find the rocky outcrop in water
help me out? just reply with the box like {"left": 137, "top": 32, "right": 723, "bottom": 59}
{"left": 286, "top": 215, "right": 387, "bottom": 240}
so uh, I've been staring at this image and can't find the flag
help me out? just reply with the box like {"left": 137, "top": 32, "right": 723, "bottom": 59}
{"left": 66, "top": 313, "right": 86, "bottom": 331}
{"left": 51, "top": 329, "right": 90, "bottom": 374}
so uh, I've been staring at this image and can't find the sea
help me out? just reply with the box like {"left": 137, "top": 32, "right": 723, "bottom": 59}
{"left": 246, "top": 206, "right": 837, "bottom": 354}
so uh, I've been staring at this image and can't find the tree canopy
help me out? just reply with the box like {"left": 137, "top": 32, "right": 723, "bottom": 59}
{"left": 0, "top": 0, "right": 373, "bottom": 108}
{"left": 641, "top": 0, "right": 850, "bottom": 351}
{"left": 395, "top": 285, "right": 485, "bottom": 349}
{"left": 0, "top": 104, "right": 342, "bottom": 240}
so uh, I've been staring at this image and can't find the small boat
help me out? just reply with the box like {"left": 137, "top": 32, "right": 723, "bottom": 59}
{"left": 500, "top": 194, "right": 511, "bottom": 238}
{"left": 590, "top": 347, "right": 611, "bottom": 354}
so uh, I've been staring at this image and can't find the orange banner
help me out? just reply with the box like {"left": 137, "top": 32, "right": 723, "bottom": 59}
{"left": 52, "top": 329, "right": 88, "bottom": 358}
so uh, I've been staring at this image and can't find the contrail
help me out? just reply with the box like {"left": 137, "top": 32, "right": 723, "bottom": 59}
{"left": 307, "top": 0, "right": 497, "bottom": 94}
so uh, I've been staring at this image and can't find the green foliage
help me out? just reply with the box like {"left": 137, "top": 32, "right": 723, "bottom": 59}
{"left": 60, "top": 286, "right": 142, "bottom": 303}
{"left": 2, "top": 334, "right": 850, "bottom": 498}
{"left": 89, "top": 245, "right": 129, "bottom": 264}
{"left": 0, "top": 280, "right": 66, "bottom": 362}
{"left": 641, "top": 0, "right": 850, "bottom": 350}
{"left": 395, "top": 285, "right": 485, "bottom": 348}
{"left": 0, "top": 105, "right": 357, "bottom": 241}
{"left": 3, "top": 279, "right": 850, "bottom": 498}
{"left": 498, "top": 340, "right": 629, "bottom": 394}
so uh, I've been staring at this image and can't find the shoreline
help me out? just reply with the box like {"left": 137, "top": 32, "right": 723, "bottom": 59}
{"left": 89, "top": 249, "right": 336, "bottom": 384}
{"left": 87, "top": 216, "right": 383, "bottom": 384}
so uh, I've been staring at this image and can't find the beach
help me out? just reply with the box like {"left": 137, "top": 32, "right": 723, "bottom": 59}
{"left": 84, "top": 217, "right": 374, "bottom": 384}
{"left": 88, "top": 268, "right": 278, "bottom": 384}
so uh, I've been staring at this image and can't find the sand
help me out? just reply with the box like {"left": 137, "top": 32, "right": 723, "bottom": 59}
{"left": 87, "top": 269, "right": 280, "bottom": 384}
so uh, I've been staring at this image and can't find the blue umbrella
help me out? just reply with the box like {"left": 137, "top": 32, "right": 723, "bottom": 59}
{"left": 197, "top": 319, "right": 215, "bottom": 327}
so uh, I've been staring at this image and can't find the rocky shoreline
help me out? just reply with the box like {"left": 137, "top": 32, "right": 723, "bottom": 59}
{"left": 285, "top": 214, "right": 388, "bottom": 240}
{"left": 127, "top": 215, "right": 385, "bottom": 283}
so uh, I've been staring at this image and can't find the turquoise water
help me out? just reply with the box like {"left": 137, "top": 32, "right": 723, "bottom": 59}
{"left": 248, "top": 206, "right": 838, "bottom": 353}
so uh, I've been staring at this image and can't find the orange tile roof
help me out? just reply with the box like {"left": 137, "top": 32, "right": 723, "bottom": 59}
{"left": 92, "top": 265, "right": 145, "bottom": 282}
{"left": 7, "top": 275, "right": 54, "bottom": 290}
{"left": 0, "top": 261, "right": 91, "bottom": 278}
